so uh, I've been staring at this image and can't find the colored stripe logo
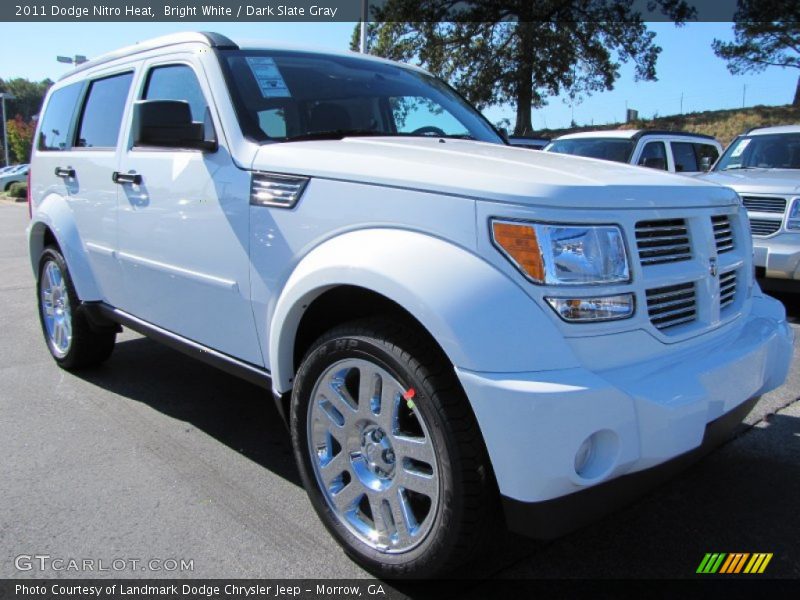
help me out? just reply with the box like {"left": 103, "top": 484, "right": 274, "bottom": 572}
{"left": 697, "top": 553, "right": 773, "bottom": 574}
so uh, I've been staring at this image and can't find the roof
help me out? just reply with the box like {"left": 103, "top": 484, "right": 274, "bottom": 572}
{"left": 745, "top": 124, "right": 800, "bottom": 136}
{"left": 554, "top": 129, "right": 717, "bottom": 142}
{"left": 60, "top": 31, "right": 428, "bottom": 82}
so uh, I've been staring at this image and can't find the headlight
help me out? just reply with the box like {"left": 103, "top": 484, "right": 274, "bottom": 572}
{"left": 491, "top": 220, "right": 630, "bottom": 285}
{"left": 545, "top": 294, "right": 635, "bottom": 322}
{"left": 787, "top": 198, "right": 800, "bottom": 230}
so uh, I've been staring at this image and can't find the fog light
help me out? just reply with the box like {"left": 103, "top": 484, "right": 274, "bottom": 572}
{"left": 574, "top": 430, "right": 620, "bottom": 481}
{"left": 546, "top": 293, "right": 634, "bottom": 322}
{"left": 574, "top": 437, "right": 595, "bottom": 476}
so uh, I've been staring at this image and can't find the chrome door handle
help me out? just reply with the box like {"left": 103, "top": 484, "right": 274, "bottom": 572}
{"left": 54, "top": 167, "right": 75, "bottom": 178}
{"left": 112, "top": 171, "right": 142, "bottom": 185}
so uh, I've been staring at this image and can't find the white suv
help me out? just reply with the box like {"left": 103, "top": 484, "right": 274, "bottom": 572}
{"left": 699, "top": 125, "right": 800, "bottom": 292}
{"left": 545, "top": 129, "right": 722, "bottom": 173}
{"left": 27, "top": 33, "right": 793, "bottom": 578}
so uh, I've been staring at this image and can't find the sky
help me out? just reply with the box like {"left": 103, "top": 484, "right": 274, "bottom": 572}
{"left": 0, "top": 21, "right": 796, "bottom": 131}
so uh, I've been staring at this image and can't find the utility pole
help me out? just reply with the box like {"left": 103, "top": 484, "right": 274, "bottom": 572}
{"left": 0, "top": 92, "right": 15, "bottom": 167}
{"left": 359, "top": 0, "right": 368, "bottom": 53}
{"left": 680, "top": 93, "right": 683, "bottom": 114}
{"left": 742, "top": 84, "right": 747, "bottom": 108}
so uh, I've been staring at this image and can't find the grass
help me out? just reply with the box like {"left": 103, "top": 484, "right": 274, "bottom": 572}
{"left": 535, "top": 104, "right": 800, "bottom": 147}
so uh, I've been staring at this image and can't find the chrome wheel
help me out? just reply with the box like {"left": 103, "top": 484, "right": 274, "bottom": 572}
{"left": 307, "top": 358, "right": 440, "bottom": 553}
{"left": 40, "top": 260, "right": 72, "bottom": 358}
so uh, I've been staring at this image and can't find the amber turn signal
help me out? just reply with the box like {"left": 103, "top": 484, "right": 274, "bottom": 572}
{"left": 491, "top": 221, "right": 545, "bottom": 282}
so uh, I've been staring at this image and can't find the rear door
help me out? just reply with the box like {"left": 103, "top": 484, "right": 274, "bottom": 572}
{"left": 115, "top": 57, "right": 262, "bottom": 365}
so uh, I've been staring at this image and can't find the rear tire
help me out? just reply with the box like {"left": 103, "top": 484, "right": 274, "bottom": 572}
{"left": 37, "top": 246, "right": 116, "bottom": 370}
{"left": 291, "top": 317, "right": 497, "bottom": 578}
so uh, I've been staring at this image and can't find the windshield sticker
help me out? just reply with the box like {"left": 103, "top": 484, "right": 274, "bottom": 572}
{"left": 246, "top": 57, "right": 291, "bottom": 98}
{"left": 730, "top": 138, "right": 750, "bottom": 158}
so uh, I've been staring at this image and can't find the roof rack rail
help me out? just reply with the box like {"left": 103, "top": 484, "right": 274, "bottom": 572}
{"left": 631, "top": 129, "right": 717, "bottom": 141}
{"left": 60, "top": 32, "right": 239, "bottom": 81}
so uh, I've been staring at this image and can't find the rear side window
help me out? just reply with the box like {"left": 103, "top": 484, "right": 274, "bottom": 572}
{"left": 671, "top": 141, "right": 699, "bottom": 172}
{"left": 144, "top": 64, "right": 208, "bottom": 121}
{"left": 76, "top": 72, "right": 134, "bottom": 149}
{"left": 37, "top": 83, "right": 82, "bottom": 151}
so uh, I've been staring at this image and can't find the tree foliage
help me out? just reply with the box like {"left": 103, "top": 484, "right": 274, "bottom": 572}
{"left": 6, "top": 115, "right": 35, "bottom": 163}
{"left": 711, "top": 1, "right": 800, "bottom": 105}
{"left": 354, "top": 0, "right": 692, "bottom": 134}
{"left": 0, "top": 77, "right": 52, "bottom": 121}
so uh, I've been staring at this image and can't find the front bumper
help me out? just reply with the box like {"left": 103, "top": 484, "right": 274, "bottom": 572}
{"left": 457, "top": 293, "right": 793, "bottom": 538}
{"left": 753, "top": 233, "right": 800, "bottom": 280}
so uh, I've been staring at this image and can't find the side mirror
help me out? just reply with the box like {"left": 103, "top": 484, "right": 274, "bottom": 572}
{"left": 700, "top": 156, "right": 712, "bottom": 171}
{"left": 642, "top": 157, "right": 667, "bottom": 170}
{"left": 132, "top": 100, "right": 217, "bottom": 152}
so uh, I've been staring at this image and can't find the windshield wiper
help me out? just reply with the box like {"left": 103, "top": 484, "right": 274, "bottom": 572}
{"left": 283, "top": 129, "right": 387, "bottom": 142}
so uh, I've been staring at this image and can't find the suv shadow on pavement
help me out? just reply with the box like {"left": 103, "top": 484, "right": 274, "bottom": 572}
{"left": 76, "top": 335, "right": 303, "bottom": 488}
{"left": 72, "top": 332, "right": 800, "bottom": 581}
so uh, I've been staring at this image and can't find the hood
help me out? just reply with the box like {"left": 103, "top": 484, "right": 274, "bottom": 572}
{"left": 697, "top": 169, "right": 800, "bottom": 197}
{"left": 251, "top": 137, "right": 738, "bottom": 210}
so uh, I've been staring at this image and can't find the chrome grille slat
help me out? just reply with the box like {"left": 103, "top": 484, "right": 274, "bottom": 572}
{"left": 646, "top": 281, "right": 697, "bottom": 330}
{"left": 742, "top": 196, "right": 787, "bottom": 214}
{"left": 636, "top": 219, "right": 691, "bottom": 266}
{"left": 749, "top": 219, "right": 781, "bottom": 236}
{"left": 719, "top": 270, "right": 737, "bottom": 311}
{"left": 711, "top": 215, "right": 735, "bottom": 254}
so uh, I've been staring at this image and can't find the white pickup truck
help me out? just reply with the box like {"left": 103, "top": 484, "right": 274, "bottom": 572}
{"left": 27, "top": 33, "right": 793, "bottom": 577}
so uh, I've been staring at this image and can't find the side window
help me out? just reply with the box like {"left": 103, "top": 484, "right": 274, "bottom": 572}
{"left": 671, "top": 141, "right": 699, "bottom": 172}
{"left": 37, "top": 83, "right": 82, "bottom": 151}
{"left": 144, "top": 64, "right": 208, "bottom": 121}
{"left": 694, "top": 143, "right": 719, "bottom": 169}
{"left": 76, "top": 72, "right": 133, "bottom": 149}
{"left": 638, "top": 141, "right": 668, "bottom": 170}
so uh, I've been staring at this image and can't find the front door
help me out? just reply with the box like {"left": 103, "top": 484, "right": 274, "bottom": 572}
{"left": 116, "top": 59, "right": 262, "bottom": 365}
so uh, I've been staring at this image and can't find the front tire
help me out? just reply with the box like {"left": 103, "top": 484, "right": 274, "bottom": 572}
{"left": 37, "top": 246, "right": 116, "bottom": 369}
{"left": 291, "top": 318, "right": 497, "bottom": 578}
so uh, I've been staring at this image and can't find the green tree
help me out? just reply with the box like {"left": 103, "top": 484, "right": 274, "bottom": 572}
{"left": 712, "top": 2, "right": 800, "bottom": 106}
{"left": 6, "top": 115, "right": 35, "bottom": 163}
{"left": 353, "top": 1, "right": 692, "bottom": 135}
{"left": 0, "top": 77, "right": 53, "bottom": 121}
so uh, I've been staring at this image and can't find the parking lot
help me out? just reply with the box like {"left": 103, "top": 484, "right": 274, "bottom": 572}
{"left": 1, "top": 199, "right": 798, "bottom": 584}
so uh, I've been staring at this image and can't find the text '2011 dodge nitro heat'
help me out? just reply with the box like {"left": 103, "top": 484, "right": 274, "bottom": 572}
{"left": 27, "top": 33, "right": 793, "bottom": 578}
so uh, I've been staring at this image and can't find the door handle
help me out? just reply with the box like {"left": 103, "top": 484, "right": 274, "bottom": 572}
{"left": 112, "top": 171, "right": 142, "bottom": 185}
{"left": 54, "top": 166, "right": 75, "bottom": 178}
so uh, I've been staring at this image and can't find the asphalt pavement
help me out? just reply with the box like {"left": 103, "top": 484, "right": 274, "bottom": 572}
{"left": 1, "top": 199, "right": 798, "bottom": 586}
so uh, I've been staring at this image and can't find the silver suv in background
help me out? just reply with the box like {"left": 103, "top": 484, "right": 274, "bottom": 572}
{"left": 545, "top": 129, "right": 722, "bottom": 173}
{"left": 699, "top": 125, "right": 800, "bottom": 292}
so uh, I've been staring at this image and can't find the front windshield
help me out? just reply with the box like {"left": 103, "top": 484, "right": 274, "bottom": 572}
{"left": 716, "top": 133, "right": 800, "bottom": 170}
{"left": 218, "top": 50, "right": 503, "bottom": 144}
{"left": 544, "top": 138, "right": 635, "bottom": 163}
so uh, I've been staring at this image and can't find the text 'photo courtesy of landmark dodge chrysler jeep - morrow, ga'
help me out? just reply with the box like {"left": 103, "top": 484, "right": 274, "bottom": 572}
{"left": 27, "top": 33, "right": 793, "bottom": 578}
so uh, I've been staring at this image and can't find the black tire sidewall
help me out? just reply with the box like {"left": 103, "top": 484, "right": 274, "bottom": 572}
{"left": 36, "top": 247, "right": 82, "bottom": 367}
{"left": 291, "top": 327, "right": 464, "bottom": 577}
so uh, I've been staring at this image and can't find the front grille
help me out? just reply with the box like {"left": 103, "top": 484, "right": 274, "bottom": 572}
{"left": 720, "top": 270, "right": 737, "bottom": 310}
{"left": 742, "top": 196, "right": 786, "bottom": 214}
{"left": 646, "top": 282, "right": 697, "bottom": 330}
{"left": 748, "top": 218, "right": 781, "bottom": 236}
{"left": 635, "top": 219, "right": 691, "bottom": 266}
{"left": 711, "top": 215, "right": 734, "bottom": 254}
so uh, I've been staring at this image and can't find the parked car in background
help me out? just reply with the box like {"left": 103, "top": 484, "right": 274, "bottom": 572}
{"left": 0, "top": 164, "right": 28, "bottom": 191}
{"left": 508, "top": 135, "right": 550, "bottom": 150}
{"left": 544, "top": 130, "right": 722, "bottom": 174}
{"left": 698, "top": 125, "right": 800, "bottom": 292}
